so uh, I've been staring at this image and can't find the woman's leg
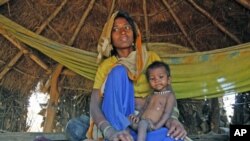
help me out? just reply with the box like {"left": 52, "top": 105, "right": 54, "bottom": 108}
{"left": 102, "top": 65, "right": 135, "bottom": 130}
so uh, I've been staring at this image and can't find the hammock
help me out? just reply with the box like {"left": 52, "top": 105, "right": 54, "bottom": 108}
{"left": 0, "top": 14, "right": 250, "bottom": 99}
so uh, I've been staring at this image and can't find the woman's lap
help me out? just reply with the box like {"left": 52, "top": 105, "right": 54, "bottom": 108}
{"left": 130, "top": 127, "right": 182, "bottom": 141}
{"left": 102, "top": 65, "right": 135, "bottom": 130}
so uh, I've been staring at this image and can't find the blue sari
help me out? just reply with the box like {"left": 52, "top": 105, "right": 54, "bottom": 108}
{"left": 102, "top": 65, "right": 182, "bottom": 141}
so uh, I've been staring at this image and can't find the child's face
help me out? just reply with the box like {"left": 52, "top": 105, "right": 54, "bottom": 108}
{"left": 148, "top": 67, "right": 170, "bottom": 92}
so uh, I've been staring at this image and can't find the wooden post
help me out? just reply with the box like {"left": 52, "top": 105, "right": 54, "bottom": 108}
{"left": 43, "top": 0, "right": 96, "bottom": 132}
{"left": 43, "top": 65, "right": 63, "bottom": 132}
{"left": 210, "top": 98, "right": 220, "bottom": 133}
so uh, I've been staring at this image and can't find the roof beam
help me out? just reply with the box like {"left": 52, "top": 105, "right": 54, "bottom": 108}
{"left": 186, "top": 0, "right": 241, "bottom": 44}
{"left": 107, "top": 0, "right": 116, "bottom": 20}
{"left": 162, "top": 0, "right": 198, "bottom": 51}
{"left": 0, "top": 0, "right": 69, "bottom": 81}
{"left": 0, "top": 28, "right": 51, "bottom": 81}
{"left": 143, "top": 0, "right": 150, "bottom": 43}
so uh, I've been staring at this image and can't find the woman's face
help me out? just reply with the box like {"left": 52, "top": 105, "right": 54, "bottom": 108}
{"left": 111, "top": 17, "right": 134, "bottom": 49}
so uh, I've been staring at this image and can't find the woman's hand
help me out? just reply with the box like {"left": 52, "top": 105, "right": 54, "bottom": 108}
{"left": 107, "top": 128, "right": 134, "bottom": 141}
{"left": 165, "top": 118, "right": 187, "bottom": 140}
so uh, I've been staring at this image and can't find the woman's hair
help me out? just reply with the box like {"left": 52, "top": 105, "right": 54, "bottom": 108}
{"left": 145, "top": 61, "right": 171, "bottom": 81}
{"left": 111, "top": 10, "right": 137, "bottom": 56}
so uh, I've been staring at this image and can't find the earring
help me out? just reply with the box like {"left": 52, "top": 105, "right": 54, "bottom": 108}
{"left": 132, "top": 43, "right": 135, "bottom": 50}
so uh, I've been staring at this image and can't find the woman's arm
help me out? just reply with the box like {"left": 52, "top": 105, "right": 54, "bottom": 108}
{"left": 166, "top": 118, "right": 187, "bottom": 140}
{"left": 90, "top": 89, "right": 133, "bottom": 141}
{"left": 90, "top": 89, "right": 106, "bottom": 125}
{"left": 161, "top": 88, "right": 187, "bottom": 140}
{"left": 90, "top": 89, "right": 118, "bottom": 140}
{"left": 165, "top": 103, "right": 187, "bottom": 140}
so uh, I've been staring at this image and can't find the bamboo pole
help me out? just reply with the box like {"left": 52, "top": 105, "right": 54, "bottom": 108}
{"left": 0, "top": 0, "right": 67, "bottom": 79}
{"left": 186, "top": 0, "right": 241, "bottom": 44}
{"left": 41, "top": 76, "right": 51, "bottom": 93}
{"left": 43, "top": 0, "right": 96, "bottom": 132}
{"left": 162, "top": 0, "right": 198, "bottom": 51}
{"left": 143, "top": 0, "right": 150, "bottom": 43}
{"left": 43, "top": 65, "right": 63, "bottom": 132}
{"left": 148, "top": 1, "right": 182, "bottom": 17}
{"left": 107, "top": 0, "right": 116, "bottom": 20}
{"left": 40, "top": 69, "right": 76, "bottom": 93}
{"left": 0, "top": 28, "right": 52, "bottom": 80}
{"left": 0, "top": 59, "right": 39, "bottom": 78}
{"left": 236, "top": 0, "right": 250, "bottom": 10}
{"left": 36, "top": 0, "right": 68, "bottom": 34}
{"left": 0, "top": 0, "right": 67, "bottom": 81}
{"left": 0, "top": 51, "right": 23, "bottom": 80}
{"left": 68, "top": 0, "right": 95, "bottom": 45}
{"left": 34, "top": 0, "right": 70, "bottom": 93}
{"left": 1, "top": 0, "right": 68, "bottom": 132}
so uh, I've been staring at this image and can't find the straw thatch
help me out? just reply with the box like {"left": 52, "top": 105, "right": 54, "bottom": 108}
{"left": 1, "top": 0, "right": 250, "bottom": 96}
{"left": 0, "top": 0, "right": 250, "bottom": 135}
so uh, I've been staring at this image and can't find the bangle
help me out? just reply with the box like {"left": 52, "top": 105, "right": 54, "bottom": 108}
{"left": 97, "top": 120, "right": 108, "bottom": 129}
{"left": 103, "top": 125, "right": 112, "bottom": 139}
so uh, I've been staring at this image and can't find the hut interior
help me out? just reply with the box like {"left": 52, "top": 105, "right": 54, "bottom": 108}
{"left": 0, "top": 0, "right": 250, "bottom": 141}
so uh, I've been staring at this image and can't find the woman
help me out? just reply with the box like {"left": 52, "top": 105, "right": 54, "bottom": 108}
{"left": 88, "top": 10, "right": 187, "bottom": 141}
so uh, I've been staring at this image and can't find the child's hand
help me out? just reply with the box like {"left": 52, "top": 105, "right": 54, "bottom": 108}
{"left": 128, "top": 115, "right": 139, "bottom": 123}
{"left": 147, "top": 119, "right": 156, "bottom": 130}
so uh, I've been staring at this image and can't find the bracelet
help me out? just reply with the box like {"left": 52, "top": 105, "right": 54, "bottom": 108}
{"left": 97, "top": 120, "right": 109, "bottom": 129}
{"left": 103, "top": 125, "right": 112, "bottom": 139}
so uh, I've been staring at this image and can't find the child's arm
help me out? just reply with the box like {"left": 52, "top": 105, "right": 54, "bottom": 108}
{"left": 128, "top": 95, "right": 152, "bottom": 123}
{"left": 154, "top": 93, "right": 176, "bottom": 129}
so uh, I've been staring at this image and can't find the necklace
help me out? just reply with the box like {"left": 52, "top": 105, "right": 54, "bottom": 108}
{"left": 153, "top": 90, "right": 171, "bottom": 95}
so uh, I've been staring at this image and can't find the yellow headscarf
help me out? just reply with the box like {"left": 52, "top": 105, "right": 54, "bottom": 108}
{"left": 96, "top": 11, "right": 148, "bottom": 80}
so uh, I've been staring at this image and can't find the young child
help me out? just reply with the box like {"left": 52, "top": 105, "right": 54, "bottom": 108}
{"left": 129, "top": 61, "right": 178, "bottom": 141}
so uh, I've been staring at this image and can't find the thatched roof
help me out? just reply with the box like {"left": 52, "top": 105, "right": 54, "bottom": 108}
{"left": 0, "top": 0, "right": 249, "bottom": 95}
{"left": 0, "top": 0, "right": 250, "bottom": 136}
